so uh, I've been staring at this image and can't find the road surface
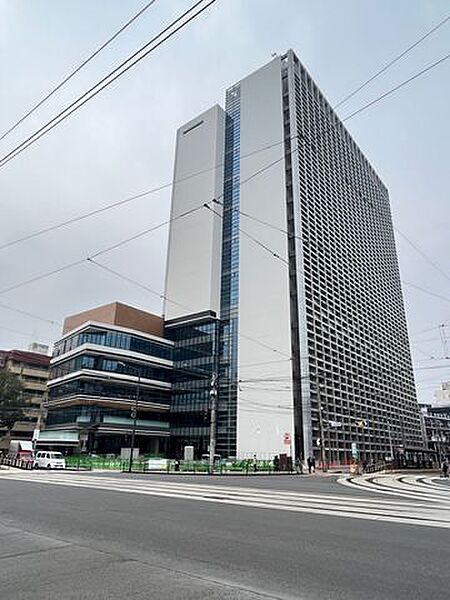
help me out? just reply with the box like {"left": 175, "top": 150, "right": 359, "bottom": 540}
{"left": 0, "top": 469, "right": 448, "bottom": 599}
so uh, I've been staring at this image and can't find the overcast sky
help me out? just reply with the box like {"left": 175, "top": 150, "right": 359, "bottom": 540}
{"left": 0, "top": 0, "right": 449, "bottom": 403}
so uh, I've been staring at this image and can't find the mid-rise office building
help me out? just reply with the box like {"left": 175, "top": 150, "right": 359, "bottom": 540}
{"left": 43, "top": 302, "right": 173, "bottom": 455}
{"left": 165, "top": 49, "right": 424, "bottom": 462}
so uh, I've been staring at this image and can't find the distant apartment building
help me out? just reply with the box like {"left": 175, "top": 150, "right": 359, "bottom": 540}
{"left": 42, "top": 302, "right": 173, "bottom": 455}
{"left": 433, "top": 381, "right": 450, "bottom": 407}
{"left": 164, "top": 49, "right": 424, "bottom": 462}
{"left": 0, "top": 349, "right": 50, "bottom": 444}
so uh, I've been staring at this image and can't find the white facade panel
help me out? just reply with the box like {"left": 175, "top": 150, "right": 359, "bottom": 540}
{"left": 164, "top": 105, "right": 225, "bottom": 320}
{"left": 236, "top": 58, "right": 295, "bottom": 459}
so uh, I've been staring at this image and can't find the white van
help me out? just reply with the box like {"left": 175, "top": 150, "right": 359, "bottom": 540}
{"left": 34, "top": 451, "right": 66, "bottom": 470}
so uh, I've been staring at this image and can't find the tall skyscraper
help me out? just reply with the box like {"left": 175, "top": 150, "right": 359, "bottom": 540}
{"left": 165, "top": 49, "right": 424, "bottom": 463}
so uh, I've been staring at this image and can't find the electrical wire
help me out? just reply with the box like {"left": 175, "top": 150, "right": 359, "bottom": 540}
{"left": 403, "top": 281, "right": 450, "bottom": 305}
{"left": 0, "top": 301, "right": 60, "bottom": 326}
{"left": 232, "top": 198, "right": 450, "bottom": 311}
{"left": 0, "top": 135, "right": 298, "bottom": 253}
{"left": 0, "top": 0, "right": 159, "bottom": 143}
{"left": 333, "top": 14, "right": 450, "bottom": 110}
{"left": 0, "top": 0, "right": 217, "bottom": 170}
{"left": 0, "top": 203, "right": 203, "bottom": 296}
{"left": 87, "top": 257, "right": 190, "bottom": 311}
{"left": 412, "top": 320, "right": 450, "bottom": 337}
{"left": 0, "top": 325, "right": 50, "bottom": 340}
{"left": 2, "top": 44, "right": 448, "bottom": 358}
{"left": 395, "top": 229, "right": 450, "bottom": 285}
{"left": 0, "top": 259, "right": 86, "bottom": 296}
{"left": 341, "top": 52, "right": 450, "bottom": 123}
{"left": 0, "top": 145, "right": 292, "bottom": 299}
{"left": 86, "top": 257, "right": 290, "bottom": 359}
{"left": 3, "top": 41, "right": 448, "bottom": 256}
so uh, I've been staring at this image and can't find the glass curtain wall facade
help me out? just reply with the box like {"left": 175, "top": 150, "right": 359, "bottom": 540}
{"left": 165, "top": 313, "right": 219, "bottom": 459}
{"left": 217, "top": 84, "right": 241, "bottom": 458}
{"left": 45, "top": 323, "right": 172, "bottom": 455}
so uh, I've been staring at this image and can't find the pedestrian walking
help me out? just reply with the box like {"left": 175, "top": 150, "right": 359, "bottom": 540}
{"left": 441, "top": 459, "right": 449, "bottom": 478}
{"left": 307, "top": 456, "right": 315, "bottom": 474}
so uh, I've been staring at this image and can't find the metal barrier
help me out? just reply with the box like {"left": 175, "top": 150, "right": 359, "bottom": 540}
{"left": 0, "top": 456, "right": 33, "bottom": 470}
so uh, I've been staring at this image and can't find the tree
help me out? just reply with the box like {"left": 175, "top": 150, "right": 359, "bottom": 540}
{"left": 0, "top": 369, "right": 25, "bottom": 431}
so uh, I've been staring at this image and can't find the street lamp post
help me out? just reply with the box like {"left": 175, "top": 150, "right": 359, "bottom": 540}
{"left": 117, "top": 361, "right": 140, "bottom": 473}
{"left": 128, "top": 371, "right": 140, "bottom": 473}
{"left": 180, "top": 357, "right": 218, "bottom": 472}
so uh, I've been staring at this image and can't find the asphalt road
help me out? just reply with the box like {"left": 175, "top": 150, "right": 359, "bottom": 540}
{"left": 0, "top": 472, "right": 448, "bottom": 599}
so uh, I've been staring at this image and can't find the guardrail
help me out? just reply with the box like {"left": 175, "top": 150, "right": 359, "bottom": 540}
{"left": 0, "top": 456, "right": 34, "bottom": 470}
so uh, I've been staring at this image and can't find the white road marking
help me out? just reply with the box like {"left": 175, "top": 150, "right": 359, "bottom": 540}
{"left": 2, "top": 470, "right": 449, "bottom": 529}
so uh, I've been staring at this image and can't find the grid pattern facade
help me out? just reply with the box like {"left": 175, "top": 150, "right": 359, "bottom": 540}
{"left": 284, "top": 51, "right": 423, "bottom": 462}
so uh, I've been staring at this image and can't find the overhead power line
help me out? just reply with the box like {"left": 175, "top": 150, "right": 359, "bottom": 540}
{"left": 0, "top": 150, "right": 292, "bottom": 358}
{"left": 0, "top": 0, "right": 159, "bottom": 143}
{"left": 0, "top": 204, "right": 201, "bottom": 296}
{"left": 395, "top": 228, "right": 450, "bottom": 285}
{"left": 2, "top": 45, "right": 448, "bottom": 338}
{"left": 403, "top": 281, "right": 450, "bottom": 305}
{"left": 333, "top": 14, "right": 450, "bottom": 110}
{"left": 234, "top": 199, "right": 450, "bottom": 310}
{"left": 0, "top": 301, "right": 60, "bottom": 326}
{"left": 86, "top": 258, "right": 290, "bottom": 359}
{"left": 87, "top": 257, "right": 189, "bottom": 312}
{"left": 341, "top": 52, "right": 450, "bottom": 122}
{"left": 2, "top": 39, "right": 448, "bottom": 251}
{"left": 412, "top": 319, "right": 450, "bottom": 337}
{"left": 0, "top": 147, "right": 294, "bottom": 300}
{"left": 0, "top": 0, "right": 217, "bottom": 170}
{"left": 0, "top": 325, "right": 50, "bottom": 341}
{"left": 0, "top": 135, "right": 296, "bottom": 253}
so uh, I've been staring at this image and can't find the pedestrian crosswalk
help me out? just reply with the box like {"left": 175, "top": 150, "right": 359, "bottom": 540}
{"left": 2, "top": 470, "right": 449, "bottom": 529}
{"left": 340, "top": 472, "right": 450, "bottom": 503}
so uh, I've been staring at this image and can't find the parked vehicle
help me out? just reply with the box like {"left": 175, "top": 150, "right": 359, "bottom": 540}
{"left": 34, "top": 451, "right": 66, "bottom": 470}
{"left": 9, "top": 440, "right": 34, "bottom": 463}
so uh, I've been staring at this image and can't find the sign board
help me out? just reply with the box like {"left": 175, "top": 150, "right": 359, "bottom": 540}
{"left": 316, "top": 437, "right": 321, "bottom": 447}
{"left": 351, "top": 442, "right": 358, "bottom": 458}
{"left": 283, "top": 432, "right": 291, "bottom": 445}
{"left": 120, "top": 447, "right": 139, "bottom": 460}
{"left": 184, "top": 445, "right": 194, "bottom": 461}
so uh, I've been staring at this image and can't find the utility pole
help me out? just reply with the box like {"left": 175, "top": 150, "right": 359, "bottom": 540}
{"left": 128, "top": 371, "right": 140, "bottom": 473}
{"left": 209, "top": 372, "right": 218, "bottom": 474}
{"left": 117, "top": 361, "right": 141, "bottom": 474}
